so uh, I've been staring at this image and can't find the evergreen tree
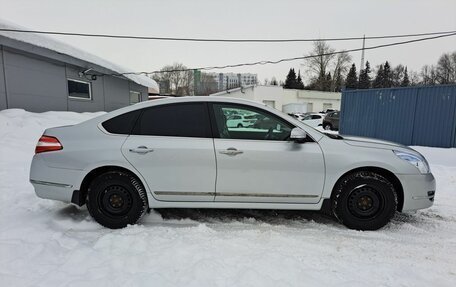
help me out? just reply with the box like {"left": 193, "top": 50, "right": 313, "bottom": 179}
{"left": 284, "top": 68, "right": 297, "bottom": 89}
{"left": 401, "top": 67, "right": 410, "bottom": 87}
{"left": 358, "top": 61, "right": 371, "bottom": 89}
{"left": 296, "top": 71, "right": 305, "bottom": 89}
{"left": 383, "top": 61, "right": 393, "bottom": 88}
{"left": 345, "top": 64, "right": 358, "bottom": 89}
{"left": 373, "top": 64, "right": 384, "bottom": 88}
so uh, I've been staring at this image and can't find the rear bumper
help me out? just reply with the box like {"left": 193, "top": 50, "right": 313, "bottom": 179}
{"left": 30, "top": 179, "right": 74, "bottom": 203}
{"left": 398, "top": 173, "right": 436, "bottom": 211}
{"left": 30, "top": 156, "right": 82, "bottom": 204}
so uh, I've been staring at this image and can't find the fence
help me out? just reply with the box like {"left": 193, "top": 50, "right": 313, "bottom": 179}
{"left": 340, "top": 85, "right": 456, "bottom": 148}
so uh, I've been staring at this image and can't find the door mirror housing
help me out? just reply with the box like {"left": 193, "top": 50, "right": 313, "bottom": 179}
{"left": 290, "top": 127, "right": 307, "bottom": 143}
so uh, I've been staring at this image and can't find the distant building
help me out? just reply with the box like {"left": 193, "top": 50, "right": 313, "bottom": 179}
{"left": 214, "top": 73, "right": 258, "bottom": 90}
{"left": 210, "top": 85, "right": 341, "bottom": 113}
{"left": 0, "top": 20, "right": 159, "bottom": 112}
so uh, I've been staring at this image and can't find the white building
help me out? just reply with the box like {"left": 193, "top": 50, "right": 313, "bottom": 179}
{"left": 210, "top": 73, "right": 258, "bottom": 90}
{"left": 210, "top": 85, "right": 341, "bottom": 113}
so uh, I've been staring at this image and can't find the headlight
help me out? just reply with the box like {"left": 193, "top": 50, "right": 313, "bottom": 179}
{"left": 393, "top": 150, "right": 430, "bottom": 174}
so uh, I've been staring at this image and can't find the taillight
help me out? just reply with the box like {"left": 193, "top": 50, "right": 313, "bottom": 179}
{"left": 35, "top": 135, "right": 63, "bottom": 154}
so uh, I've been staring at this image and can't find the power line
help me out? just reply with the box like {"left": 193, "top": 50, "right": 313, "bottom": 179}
{"left": 102, "top": 32, "right": 456, "bottom": 76}
{"left": 0, "top": 27, "right": 455, "bottom": 43}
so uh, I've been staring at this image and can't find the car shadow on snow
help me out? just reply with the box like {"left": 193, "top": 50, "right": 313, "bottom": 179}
{"left": 152, "top": 208, "right": 339, "bottom": 227}
{"left": 54, "top": 204, "right": 88, "bottom": 221}
{"left": 50, "top": 204, "right": 442, "bottom": 232}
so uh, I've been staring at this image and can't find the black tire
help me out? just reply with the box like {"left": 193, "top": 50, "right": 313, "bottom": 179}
{"left": 332, "top": 171, "right": 397, "bottom": 230}
{"left": 323, "top": 123, "right": 332, "bottom": 130}
{"left": 87, "top": 171, "right": 148, "bottom": 229}
{"left": 237, "top": 123, "right": 243, "bottom": 128}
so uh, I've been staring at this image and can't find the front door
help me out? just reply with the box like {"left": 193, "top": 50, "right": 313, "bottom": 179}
{"left": 122, "top": 102, "right": 216, "bottom": 202}
{"left": 210, "top": 103, "right": 325, "bottom": 203}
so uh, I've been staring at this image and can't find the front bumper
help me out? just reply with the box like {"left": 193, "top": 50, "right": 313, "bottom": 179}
{"left": 398, "top": 173, "right": 436, "bottom": 211}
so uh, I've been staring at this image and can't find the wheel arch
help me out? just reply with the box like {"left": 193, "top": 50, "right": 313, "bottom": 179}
{"left": 330, "top": 166, "right": 404, "bottom": 212}
{"left": 75, "top": 165, "right": 149, "bottom": 207}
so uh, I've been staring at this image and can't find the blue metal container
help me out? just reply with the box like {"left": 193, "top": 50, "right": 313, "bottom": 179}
{"left": 340, "top": 85, "right": 456, "bottom": 148}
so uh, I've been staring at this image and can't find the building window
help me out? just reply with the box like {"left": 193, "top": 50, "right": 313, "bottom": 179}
{"left": 130, "top": 91, "right": 142, "bottom": 104}
{"left": 263, "top": 100, "right": 275, "bottom": 108}
{"left": 323, "top": 103, "right": 333, "bottom": 110}
{"left": 307, "top": 103, "right": 313, "bottom": 112}
{"left": 68, "top": 79, "right": 91, "bottom": 100}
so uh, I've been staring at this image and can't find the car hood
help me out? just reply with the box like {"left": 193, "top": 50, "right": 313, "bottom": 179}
{"left": 342, "top": 135, "right": 412, "bottom": 150}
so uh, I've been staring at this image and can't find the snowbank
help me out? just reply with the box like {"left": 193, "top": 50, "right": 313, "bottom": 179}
{"left": 0, "top": 109, "right": 455, "bottom": 287}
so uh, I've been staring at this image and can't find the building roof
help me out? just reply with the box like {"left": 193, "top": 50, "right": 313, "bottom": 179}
{"left": 0, "top": 19, "right": 159, "bottom": 91}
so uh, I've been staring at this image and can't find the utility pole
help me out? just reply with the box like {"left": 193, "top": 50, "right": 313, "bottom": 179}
{"left": 360, "top": 34, "right": 366, "bottom": 71}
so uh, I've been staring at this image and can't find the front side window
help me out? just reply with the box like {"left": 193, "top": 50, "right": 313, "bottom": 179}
{"left": 68, "top": 79, "right": 91, "bottom": 100}
{"left": 212, "top": 103, "right": 293, "bottom": 141}
{"left": 132, "top": 103, "right": 211, "bottom": 138}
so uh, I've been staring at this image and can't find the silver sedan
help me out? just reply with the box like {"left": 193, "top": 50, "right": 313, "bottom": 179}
{"left": 30, "top": 97, "right": 435, "bottom": 230}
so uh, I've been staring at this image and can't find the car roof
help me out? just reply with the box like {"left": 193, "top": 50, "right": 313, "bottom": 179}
{"left": 133, "top": 96, "right": 266, "bottom": 108}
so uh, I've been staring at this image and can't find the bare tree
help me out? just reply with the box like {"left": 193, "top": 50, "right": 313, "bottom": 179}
{"left": 331, "top": 51, "right": 352, "bottom": 91}
{"left": 152, "top": 63, "right": 193, "bottom": 96}
{"left": 436, "top": 51, "right": 456, "bottom": 84}
{"left": 420, "top": 65, "right": 439, "bottom": 86}
{"left": 305, "top": 40, "right": 335, "bottom": 90}
{"left": 271, "top": 77, "right": 278, "bottom": 86}
{"left": 305, "top": 40, "right": 351, "bottom": 91}
{"left": 197, "top": 72, "right": 218, "bottom": 96}
{"left": 392, "top": 64, "right": 406, "bottom": 87}
{"left": 408, "top": 70, "right": 421, "bottom": 86}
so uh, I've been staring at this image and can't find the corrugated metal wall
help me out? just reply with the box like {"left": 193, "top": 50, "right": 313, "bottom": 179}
{"left": 340, "top": 85, "right": 456, "bottom": 148}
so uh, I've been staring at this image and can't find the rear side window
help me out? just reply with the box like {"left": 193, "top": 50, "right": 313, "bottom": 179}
{"left": 102, "top": 110, "right": 141, "bottom": 135}
{"left": 132, "top": 103, "right": 211, "bottom": 138}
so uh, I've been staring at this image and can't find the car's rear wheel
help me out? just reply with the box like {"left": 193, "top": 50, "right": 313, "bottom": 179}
{"left": 237, "top": 123, "right": 243, "bottom": 128}
{"left": 323, "top": 123, "right": 332, "bottom": 130}
{"left": 87, "top": 171, "right": 148, "bottom": 229}
{"left": 332, "top": 171, "right": 397, "bottom": 230}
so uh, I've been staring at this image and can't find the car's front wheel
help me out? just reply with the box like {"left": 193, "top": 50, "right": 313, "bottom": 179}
{"left": 87, "top": 171, "right": 148, "bottom": 229}
{"left": 332, "top": 171, "right": 397, "bottom": 230}
{"left": 323, "top": 123, "right": 332, "bottom": 130}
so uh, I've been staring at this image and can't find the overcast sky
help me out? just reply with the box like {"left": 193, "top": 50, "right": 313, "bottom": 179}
{"left": 0, "top": 0, "right": 455, "bottom": 83}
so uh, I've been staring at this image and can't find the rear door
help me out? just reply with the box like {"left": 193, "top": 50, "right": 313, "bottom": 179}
{"left": 121, "top": 102, "right": 216, "bottom": 202}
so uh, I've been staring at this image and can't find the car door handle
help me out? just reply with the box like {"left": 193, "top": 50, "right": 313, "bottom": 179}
{"left": 129, "top": 146, "right": 154, "bottom": 154}
{"left": 219, "top": 148, "right": 243, "bottom": 156}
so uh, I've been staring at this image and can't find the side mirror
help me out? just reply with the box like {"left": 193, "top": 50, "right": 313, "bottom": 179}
{"left": 290, "top": 127, "right": 307, "bottom": 143}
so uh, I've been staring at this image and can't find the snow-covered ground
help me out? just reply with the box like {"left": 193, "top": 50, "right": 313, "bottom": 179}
{"left": 1, "top": 109, "right": 455, "bottom": 287}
